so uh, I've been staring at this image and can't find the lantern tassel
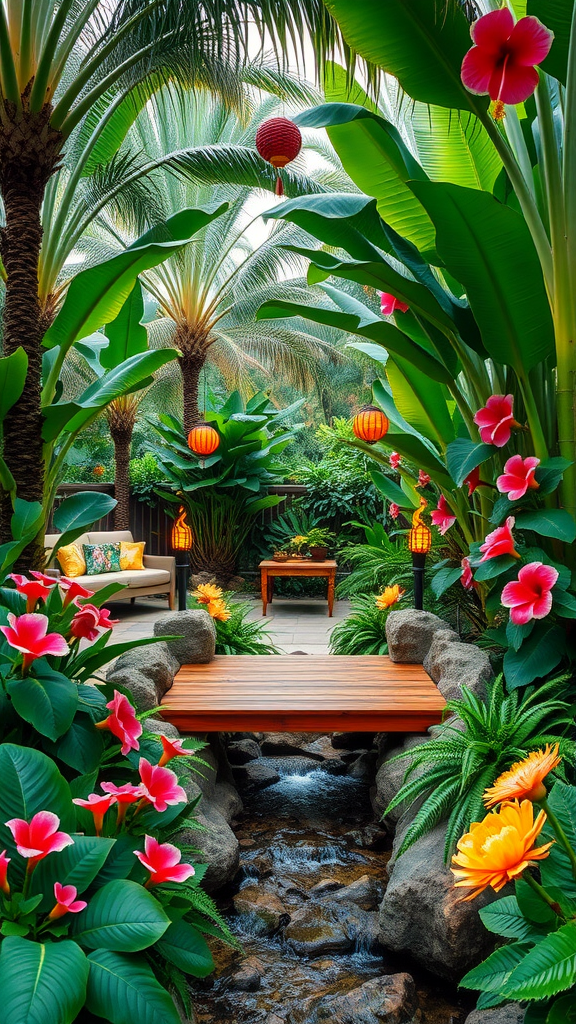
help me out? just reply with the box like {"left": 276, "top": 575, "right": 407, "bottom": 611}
{"left": 275, "top": 174, "right": 284, "bottom": 197}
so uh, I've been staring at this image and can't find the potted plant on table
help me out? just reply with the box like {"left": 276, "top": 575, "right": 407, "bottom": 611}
{"left": 286, "top": 535, "right": 309, "bottom": 560}
{"left": 305, "top": 527, "right": 335, "bottom": 562}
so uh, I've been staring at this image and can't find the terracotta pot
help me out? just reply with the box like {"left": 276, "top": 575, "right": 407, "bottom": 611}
{"left": 310, "top": 546, "right": 328, "bottom": 561}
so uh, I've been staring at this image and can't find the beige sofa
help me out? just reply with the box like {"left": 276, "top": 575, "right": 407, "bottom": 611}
{"left": 45, "top": 530, "right": 176, "bottom": 608}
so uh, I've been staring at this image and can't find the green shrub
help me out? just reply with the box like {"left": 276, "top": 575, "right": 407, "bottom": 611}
{"left": 336, "top": 521, "right": 414, "bottom": 598}
{"left": 189, "top": 593, "right": 280, "bottom": 655}
{"left": 329, "top": 595, "right": 394, "bottom": 655}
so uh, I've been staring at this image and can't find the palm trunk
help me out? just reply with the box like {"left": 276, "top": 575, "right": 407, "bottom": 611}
{"left": 107, "top": 403, "right": 137, "bottom": 531}
{"left": 175, "top": 324, "right": 209, "bottom": 433}
{"left": 0, "top": 97, "right": 63, "bottom": 568}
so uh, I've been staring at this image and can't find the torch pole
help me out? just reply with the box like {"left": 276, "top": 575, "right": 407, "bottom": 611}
{"left": 412, "top": 553, "right": 426, "bottom": 611}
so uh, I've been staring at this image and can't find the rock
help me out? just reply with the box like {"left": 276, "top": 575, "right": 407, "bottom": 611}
{"left": 233, "top": 761, "right": 281, "bottom": 789}
{"left": 227, "top": 739, "right": 261, "bottom": 764}
{"left": 386, "top": 609, "right": 450, "bottom": 664}
{"left": 331, "top": 732, "right": 376, "bottom": 750}
{"left": 340, "top": 749, "right": 368, "bottom": 764}
{"left": 378, "top": 822, "right": 496, "bottom": 978}
{"left": 347, "top": 750, "right": 378, "bottom": 782}
{"left": 105, "top": 668, "right": 158, "bottom": 712}
{"left": 327, "top": 874, "right": 385, "bottom": 911}
{"left": 284, "top": 905, "right": 353, "bottom": 956}
{"left": 109, "top": 643, "right": 178, "bottom": 697}
{"left": 465, "top": 1007, "right": 525, "bottom": 1024}
{"left": 226, "top": 956, "right": 264, "bottom": 992}
{"left": 345, "top": 824, "right": 388, "bottom": 850}
{"left": 302, "top": 736, "right": 345, "bottom": 761}
{"left": 266, "top": 1015, "right": 286, "bottom": 1024}
{"left": 233, "top": 884, "right": 289, "bottom": 934}
{"left": 260, "top": 733, "right": 322, "bottom": 758}
{"left": 145, "top": 717, "right": 180, "bottom": 740}
{"left": 290, "top": 973, "right": 417, "bottom": 1024}
{"left": 372, "top": 736, "right": 430, "bottom": 823}
{"left": 424, "top": 633, "right": 493, "bottom": 701}
{"left": 308, "top": 879, "right": 345, "bottom": 897}
{"left": 320, "top": 759, "right": 348, "bottom": 776}
{"left": 211, "top": 781, "right": 243, "bottom": 823}
{"left": 179, "top": 801, "right": 239, "bottom": 893}
{"left": 239, "top": 853, "right": 274, "bottom": 880}
{"left": 154, "top": 609, "right": 215, "bottom": 665}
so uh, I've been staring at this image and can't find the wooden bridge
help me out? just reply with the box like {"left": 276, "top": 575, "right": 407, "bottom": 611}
{"left": 160, "top": 655, "right": 445, "bottom": 733}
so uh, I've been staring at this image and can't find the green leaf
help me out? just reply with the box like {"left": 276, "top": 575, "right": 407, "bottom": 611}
{"left": 504, "top": 624, "right": 566, "bottom": 688}
{"left": 7, "top": 667, "right": 78, "bottom": 741}
{"left": 528, "top": 0, "right": 573, "bottom": 83}
{"left": 430, "top": 565, "right": 464, "bottom": 598}
{"left": 553, "top": 589, "right": 576, "bottom": 619}
{"left": 386, "top": 355, "right": 455, "bottom": 444}
{"left": 101, "top": 281, "right": 147, "bottom": 370}
{"left": 480, "top": 895, "right": 549, "bottom": 940}
{"left": 322, "top": 0, "right": 485, "bottom": 111}
{"left": 0, "top": 936, "right": 89, "bottom": 1024}
{"left": 71, "top": 879, "right": 170, "bottom": 952}
{"left": 515, "top": 509, "right": 576, "bottom": 543}
{"left": 535, "top": 457, "right": 573, "bottom": 496}
{"left": 10, "top": 498, "right": 43, "bottom": 541}
{"left": 51, "top": 492, "right": 117, "bottom": 552}
{"left": 409, "top": 181, "right": 555, "bottom": 375}
{"left": 503, "top": 923, "right": 576, "bottom": 999}
{"left": 0, "top": 348, "right": 28, "bottom": 421}
{"left": 547, "top": 993, "right": 576, "bottom": 1022}
{"left": 53, "top": 716, "right": 105, "bottom": 773}
{"left": 473, "top": 555, "right": 519, "bottom": 583}
{"left": 263, "top": 192, "right": 392, "bottom": 259}
{"left": 370, "top": 470, "right": 412, "bottom": 508}
{"left": 32, "top": 835, "right": 115, "bottom": 909}
{"left": 86, "top": 949, "right": 181, "bottom": 1024}
{"left": 461, "top": 942, "right": 530, "bottom": 992}
{"left": 156, "top": 917, "right": 215, "bottom": 978}
{"left": 445, "top": 438, "right": 494, "bottom": 488}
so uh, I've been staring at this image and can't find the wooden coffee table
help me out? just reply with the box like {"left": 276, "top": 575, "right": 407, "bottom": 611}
{"left": 259, "top": 559, "right": 337, "bottom": 617}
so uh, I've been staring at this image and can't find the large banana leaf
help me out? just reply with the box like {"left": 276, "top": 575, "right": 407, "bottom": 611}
{"left": 100, "top": 281, "right": 147, "bottom": 370}
{"left": 263, "top": 192, "right": 392, "bottom": 258}
{"left": 0, "top": 349, "right": 28, "bottom": 421}
{"left": 323, "top": 0, "right": 487, "bottom": 112}
{"left": 295, "top": 102, "right": 436, "bottom": 257}
{"left": 529, "top": 0, "right": 573, "bottom": 83}
{"left": 410, "top": 181, "right": 555, "bottom": 375}
{"left": 410, "top": 104, "right": 502, "bottom": 192}
{"left": 386, "top": 355, "right": 455, "bottom": 446}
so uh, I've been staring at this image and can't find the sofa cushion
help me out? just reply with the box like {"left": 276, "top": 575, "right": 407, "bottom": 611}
{"left": 120, "top": 541, "right": 145, "bottom": 570}
{"left": 56, "top": 542, "right": 86, "bottom": 578}
{"left": 83, "top": 542, "right": 122, "bottom": 575}
{"left": 72, "top": 569, "right": 171, "bottom": 591}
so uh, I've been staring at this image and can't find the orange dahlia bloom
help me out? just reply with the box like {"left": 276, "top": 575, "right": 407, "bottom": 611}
{"left": 451, "top": 799, "right": 552, "bottom": 900}
{"left": 483, "top": 744, "right": 561, "bottom": 808}
{"left": 376, "top": 585, "right": 404, "bottom": 610}
{"left": 193, "top": 583, "right": 223, "bottom": 604}
{"left": 207, "top": 598, "right": 231, "bottom": 622}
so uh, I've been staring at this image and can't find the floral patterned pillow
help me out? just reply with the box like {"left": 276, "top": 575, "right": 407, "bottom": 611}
{"left": 83, "top": 543, "right": 121, "bottom": 575}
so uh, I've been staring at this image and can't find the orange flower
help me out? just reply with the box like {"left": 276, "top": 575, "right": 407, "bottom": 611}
{"left": 451, "top": 800, "right": 553, "bottom": 900}
{"left": 207, "top": 598, "right": 231, "bottom": 622}
{"left": 375, "top": 585, "right": 404, "bottom": 610}
{"left": 193, "top": 583, "right": 223, "bottom": 604}
{"left": 483, "top": 744, "right": 561, "bottom": 808}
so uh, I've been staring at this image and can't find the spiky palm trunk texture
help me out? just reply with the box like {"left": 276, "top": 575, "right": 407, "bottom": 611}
{"left": 176, "top": 324, "right": 210, "bottom": 432}
{"left": 107, "top": 398, "right": 138, "bottom": 531}
{"left": 0, "top": 94, "right": 63, "bottom": 568}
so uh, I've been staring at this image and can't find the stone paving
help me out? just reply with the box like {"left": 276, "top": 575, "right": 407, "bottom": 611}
{"left": 110, "top": 594, "right": 351, "bottom": 655}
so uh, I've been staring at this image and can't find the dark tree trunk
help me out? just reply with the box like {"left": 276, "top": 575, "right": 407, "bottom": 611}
{"left": 110, "top": 424, "right": 134, "bottom": 531}
{"left": 0, "top": 95, "right": 63, "bottom": 569}
{"left": 175, "top": 324, "right": 209, "bottom": 433}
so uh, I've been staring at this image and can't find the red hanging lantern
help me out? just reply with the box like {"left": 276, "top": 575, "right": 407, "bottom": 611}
{"left": 187, "top": 422, "right": 220, "bottom": 458}
{"left": 255, "top": 117, "right": 302, "bottom": 196}
{"left": 352, "top": 405, "right": 389, "bottom": 444}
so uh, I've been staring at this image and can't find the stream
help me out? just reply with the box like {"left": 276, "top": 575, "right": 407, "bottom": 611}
{"left": 192, "top": 744, "right": 475, "bottom": 1024}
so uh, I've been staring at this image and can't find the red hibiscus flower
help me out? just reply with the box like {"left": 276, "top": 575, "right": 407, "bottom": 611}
{"left": 389, "top": 452, "right": 401, "bottom": 469}
{"left": 6, "top": 812, "right": 73, "bottom": 868}
{"left": 0, "top": 850, "right": 10, "bottom": 895}
{"left": 138, "top": 758, "right": 187, "bottom": 813}
{"left": 461, "top": 8, "right": 553, "bottom": 118}
{"left": 501, "top": 562, "right": 559, "bottom": 625}
{"left": 135, "top": 835, "right": 195, "bottom": 887}
{"left": 389, "top": 503, "right": 400, "bottom": 520}
{"left": 464, "top": 466, "right": 481, "bottom": 496}
{"left": 10, "top": 574, "right": 56, "bottom": 612}
{"left": 48, "top": 882, "right": 87, "bottom": 919}
{"left": 0, "top": 613, "right": 69, "bottom": 672}
{"left": 96, "top": 690, "right": 142, "bottom": 755}
{"left": 158, "top": 736, "right": 189, "bottom": 768}
{"left": 381, "top": 293, "right": 409, "bottom": 316}
{"left": 418, "top": 469, "right": 431, "bottom": 487}
{"left": 474, "top": 394, "right": 518, "bottom": 447}
{"left": 73, "top": 793, "right": 116, "bottom": 836}
{"left": 101, "top": 782, "right": 143, "bottom": 825}
{"left": 461, "top": 557, "right": 477, "bottom": 591}
{"left": 430, "top": 495, "right": 457, "bottom": 536}
{"left": 497, "top": 455, "right": 540, "bottom": 501}
{"left": 58, "top": 578, "right": 94, "bottom": 608}
{"left": 479, "top": 516, "right": 521, "bottom": 562}
{"left": 70, "top": 604, "right": 118, "bottom": 641}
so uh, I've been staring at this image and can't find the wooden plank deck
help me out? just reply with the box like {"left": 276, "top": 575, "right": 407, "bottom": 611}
{"left": 160, "top": 655, "right": 445, "bottom": 733}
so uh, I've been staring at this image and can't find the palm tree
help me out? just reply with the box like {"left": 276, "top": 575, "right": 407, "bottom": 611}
{"left": 93, "top": 87, "right": 352, "bottom": 430}
{"left": 0, "top": 0, "right": 345, "bottom": 558}
{"left": 106, "top": 396, "right": 140, "bottom": 530}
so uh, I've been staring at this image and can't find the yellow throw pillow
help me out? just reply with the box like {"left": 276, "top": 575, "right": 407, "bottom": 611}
{"left": 56, "top": 542, "right": 86, "bottom": 578}
{"left": 120, "top": 541, "right": 145, "bottom": 571}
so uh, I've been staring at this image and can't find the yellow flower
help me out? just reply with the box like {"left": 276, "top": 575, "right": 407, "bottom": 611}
{"left": 292, "top": 535, "right": 307, "bottom": 545}
{"left": 207, "top": 598, "right": 231, "bottom": 622}
{"left": 483, "top": 744, "right": 561, "bottom": 808}
{"left": 451, "top": 800, "right": 553, "bottom": 901}
{"left": 193, "top": 583, "right": 223, "bottom": 604}
{"left": 375, "top": 585, "right": 404, "bottom": 610}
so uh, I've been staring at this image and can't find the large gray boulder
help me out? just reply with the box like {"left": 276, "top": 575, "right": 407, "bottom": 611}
{"left": 106, "top": 668, "right": 159, "bottom": 713}
{"left": 233, "top": 884, "right": 290, "bottom": 934}
{"left": 180, "top": 800, "right": 239, "bottom": 893}
{"left": 372, "top": 736, "right": 430, "bottom": 823}
{"left": 289, "top": 973, "right": 418, "bottom": 1024}
{"left": 378, "top": 822, "right": 496, "bottom": 978}
{"left": 465, "top": 1007, "right": 524, "bottom": 1024}
{"left": 153, "top": 609, "right": 215, "bottom": 665}
{"left": 424, "top": 632, "right": 493, "bottom": 701}
{"left": 386, "top": 610, "right": 450, "bottom": 663}
{"left": 107, "top": 641, "right": 180, "bottom": 710}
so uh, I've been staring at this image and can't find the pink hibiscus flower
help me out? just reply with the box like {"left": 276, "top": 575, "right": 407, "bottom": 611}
{"left": 389, "top": 452, "right": 401, "bottom": 469}
{"left": 501, "top": 562, "right": 559, "bottom": 625}
{"left": 0, "top": 613, "right": 69, "bottom": 672}
{"left": 380, "top": 293, "right": 409, "bottom": 316}
{"left": 497, "top": 455, "right": 540, "bottom": 501}
{"left": 479, "top": 516, "right": 521, "bottom": 562}
{"left": 48, "top": 882, "right": 87, "bottom": 919}
{"left": 135, "top": 835, "right": 195, "bottom": 887}
{"left": 96, "top": 690, "right": 142, "bottom": 755}
{"left": 474, "top": 394, "right": 517, "bottom": 447}
{"left": 461, "top": 557, "right": 477, "bottom": 591}
{"left": 138, "top": 758, "right": 187, "bottom": 813}
{"left": 72, "top": 793, "right": 116, "bottom": 836}
{"left": 9, "top": 574, "right": 56, "bottom": 612}
{"left": 430, "top": 495, "right": 457, "bottom": 536}
{"left": 6, "top": 812, "right": 73, "bottom": 867}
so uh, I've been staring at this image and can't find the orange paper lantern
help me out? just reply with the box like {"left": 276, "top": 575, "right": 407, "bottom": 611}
{"left": 255, "top": 117, "right": 302, "bottom": 195}
{"left": 187, "top": 422, "right": 220, "bottom": 457}
{"left": 352, "top": 405, "right": 389, "bottom": 444}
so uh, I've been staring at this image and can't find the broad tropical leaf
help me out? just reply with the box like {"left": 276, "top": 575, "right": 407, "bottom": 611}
{"left": 71, "top": 879, "right": 170, "bottom": 951}
{"left": 0, "top": 937, "right": 89, "bottom": 1024}
{"left": 86, "top": 949, "right": 181, "bottom": 1024}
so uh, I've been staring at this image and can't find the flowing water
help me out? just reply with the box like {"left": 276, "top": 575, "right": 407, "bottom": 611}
{"left": 192, "top": 755, "right": 474, "bottom": 1024}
